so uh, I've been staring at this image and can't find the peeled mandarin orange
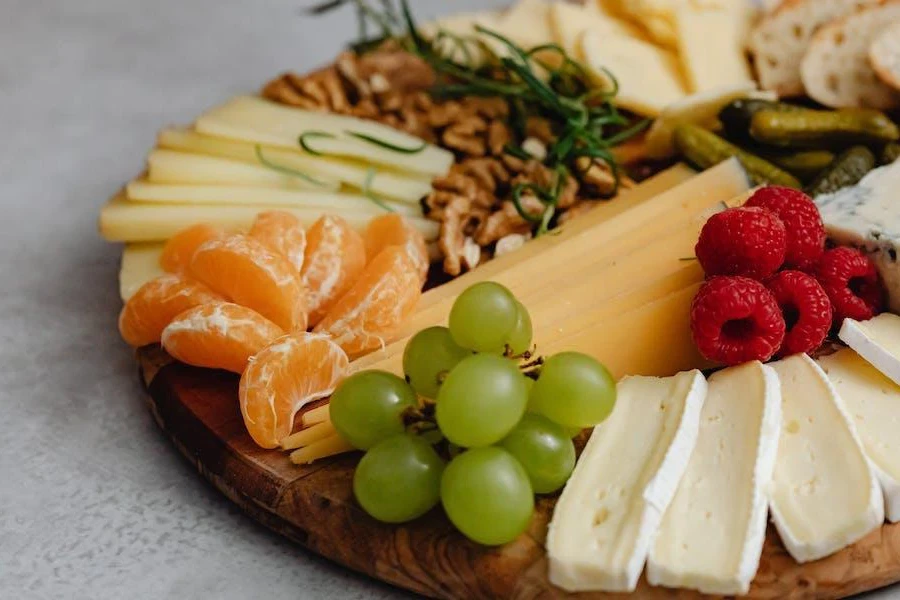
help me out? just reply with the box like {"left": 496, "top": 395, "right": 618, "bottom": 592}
{"left": 161, "top": 303, "right": 284, "bottom": 374}
{"left": 118, "top": 274, "right": 223, "bottom": 347}
{"left": 189, "top": 234, "right": 308, "bottom": 332}
{"left": 248, "top": 211, "right": 306, "bottom": 272}
{"left": 160, "top": 223, "right": 223, "bottom": 273}
{"left": 239, "top": 332, "right": 349, "bottom": 449}
{"left": 363, "top": 213, "right": 429, "bottom": 282}
{"left": 301, "top": 215, "right": 366, "bottom": 326}
{"left": 314, "top": 245, "right": 422, "bottom": 356}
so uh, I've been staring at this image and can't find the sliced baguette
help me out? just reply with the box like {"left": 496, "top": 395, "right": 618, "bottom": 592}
{"left": 749, "top": 0, "right": 881, "bottom": 97}
{"left": 801, "top": 2, "right": 900, "bottom": 109}
{"left": 870, "top": 21, "right": 900, "bottom": 91}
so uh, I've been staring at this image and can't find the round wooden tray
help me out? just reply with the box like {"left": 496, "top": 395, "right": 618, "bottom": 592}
{"left": 139, "top": 346, "right": 900, "bottom": 599}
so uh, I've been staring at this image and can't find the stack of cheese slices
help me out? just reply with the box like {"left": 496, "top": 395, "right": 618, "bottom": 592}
{"left": 547, "top": 319, "right": 900, "bottom": 594}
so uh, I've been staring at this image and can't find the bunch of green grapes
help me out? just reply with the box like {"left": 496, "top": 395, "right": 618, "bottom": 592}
{"left": 329, "top": 281, "right": 617, "bottom": 546}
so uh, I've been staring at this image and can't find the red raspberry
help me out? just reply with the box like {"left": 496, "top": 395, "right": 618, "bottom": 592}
{"left": 744, "top": 186, "right": 825, "bottom": 270}
{"left": 695, "top": 207, "right": 786, "bottom": 279}
{"left": 691, "top": 276, "right": 786, "bottom": 365}
{"left": 814, "top": 247, "right": 884, "bottom": 324}
{"left": 766, "top": 270, "right": 832, "bottom": 356}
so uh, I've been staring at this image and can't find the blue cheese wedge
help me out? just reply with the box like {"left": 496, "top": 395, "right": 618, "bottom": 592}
{"left": 819, "top": 349, "right": 900, "bottom": 522}
{"left": 768, "top": 354, "right": 884, "bottom": 563}
{"left": 840, "top": 313, "right": 900, "bottom": 386}
{"left": 815, "top": 161, "right": 900, "bottom": 313}
{"left": 547, "top": 370, "right": 707, "bottom": 592}
{"left": 647, "top": 362, "right": 781, "bottom": 596}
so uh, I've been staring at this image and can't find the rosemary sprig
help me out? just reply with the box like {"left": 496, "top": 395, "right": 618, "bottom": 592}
{"left": 298, "top": 131, "right": 335, "bottom": 155}
{"left": 345, "top": 130, "right": 426, "bottom": 153}
{"left": 254, "top": 145, "right": 331, "bottom": 187}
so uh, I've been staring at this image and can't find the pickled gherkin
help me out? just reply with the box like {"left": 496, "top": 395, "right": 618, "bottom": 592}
{"left": 673, "top": 124, "right": 801, "bottom": 188}
{"left": 750, "top": 108, "right": 899, "bottom": 148}
{"left": 719, "top": 99, "right": 804, "bottom": 143}
{"left": 805, "top": 146, "right": 876, "bottom": 197}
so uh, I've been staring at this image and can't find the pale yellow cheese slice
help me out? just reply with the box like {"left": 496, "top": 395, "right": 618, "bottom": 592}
{"left": 674, "top": 2, "right": 754, "bottom": 93}
{"left": 119, "top": 243, "right": 165, "bottom": 300}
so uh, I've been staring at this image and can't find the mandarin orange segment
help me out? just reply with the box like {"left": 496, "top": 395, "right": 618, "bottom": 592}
{"left": 159, "top": 223, "right": 223, "bottom": 273}
{"left": 161, "top": 303, "right": 284, "bottom": 374}
{"left": 248, "top": 211, "right": 306, "bottom": 272}
{"left": 189, "top": 234, "right": 308, "bottom": 332}
{"left": 362, "top": 213, "right": 429, "bottom": 282}
{"left": 239, "top": 332, "right": 350, "bottom": 448}
{"left": 301, "top": 215, "right": 366, "bottom": 326}
{"left": 314, "top": 245, "right": 422, "bottom": 356}
{"left": 118, "top": 274, "right": 223, "bottom": 347}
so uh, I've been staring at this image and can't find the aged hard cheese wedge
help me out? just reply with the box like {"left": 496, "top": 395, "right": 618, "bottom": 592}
{"left": 815, "top": 161, "right": 900, "bottom": 313}
{"left": 839, "top": 313, "right": 900, "bottom": 386}
{"left": 581, "top": 30, "right": 688, "bottom": 117}
{"left": 648, "top": 361, "right": 781, "bottom": 596}
{"left": 768, "top": 354, "right": 884, "bottom": 563}
{"left": 119, "top": 243, "right": 164, "bottom": 300}
{"left": 548, "top": 370, "right": 707, "bottom": 592}
{"left": 819, "top": 349, "right": 900, "bottom": 522}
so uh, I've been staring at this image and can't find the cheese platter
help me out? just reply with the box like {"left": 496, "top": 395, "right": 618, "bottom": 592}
{"left": 102, "top": 0, "right": 900, "bottom": 597}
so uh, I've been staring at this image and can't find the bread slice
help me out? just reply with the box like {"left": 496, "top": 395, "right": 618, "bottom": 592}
{"left": 749, "top": 0, "right": 881, "bottom": 97}
{"left": 801, "top": 2, "right": 900, "bottom": 109}
{"left": 870, "top": 21, "right": 900, "bottom": 90}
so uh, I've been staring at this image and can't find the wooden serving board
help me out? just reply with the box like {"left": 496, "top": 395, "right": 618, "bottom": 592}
{"left": 139, "top": 345, "right": 900, "bottom": 600}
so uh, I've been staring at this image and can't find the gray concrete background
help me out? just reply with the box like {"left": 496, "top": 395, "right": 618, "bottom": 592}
{"left": 0, "top": 0, "right": 896, "bottom": 598}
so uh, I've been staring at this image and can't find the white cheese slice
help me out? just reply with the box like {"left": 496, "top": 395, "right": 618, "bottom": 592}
{"left": 819, "top": 349, "right": 900, "bottom": 522}
{"left": 549, "top": 2, "right": 646, "bottom": 60}
{"left": 768, "top": 354, "right": 884, "bottom": 563}
{"left": 119, "top": 243, "right": 165, "bottom": 301}
{"left": 581, "top": 30, "right": 688, "bottom": 117}
{"left": 547, "top": 369, "right": 708, "bottom": 592}
{"left": 840, "top": 313, "right": 900, "bottom": 387}
{"left": 647, "top": 361, "right": 781, "bottom": 596}
{"left": 815, "top": 161, "right": 900, "bottom": 313}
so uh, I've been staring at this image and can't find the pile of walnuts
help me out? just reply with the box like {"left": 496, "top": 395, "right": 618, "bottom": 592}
{"left": 263, "top": 44, "right": 633, "bottom": 276}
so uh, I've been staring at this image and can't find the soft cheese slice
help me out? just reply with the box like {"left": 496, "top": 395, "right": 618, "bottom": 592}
{"left": 819, "top": 349, "right": 900, "bottom": 522}
{"left": 547, "top": 370, "right": 708, "bottom": 592}
{"left": 674, "top": 1, "right": 754, "bottom": 93}
{"left": 119, "top": 243, "right": 164, "bottom": 301}
{"left": 768, "top": 354, "right": 884, "bottom": 563}
{"left": 549, "top": 1, "right": 645, "bottom": 60}
{"left": 647, "top": 361, "right": 781, "bottom": 596}
{"left": 815, "top": 161, "right": 900, "bottom": 313}
{"left": 840, "top": 313, "right": 900, "bottom": 387}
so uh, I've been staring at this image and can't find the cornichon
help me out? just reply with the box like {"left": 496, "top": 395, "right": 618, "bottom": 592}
{"left": 750, "top": 108, "right": 900, "bottom": 148}
{"left": 805, "top": 146, "right": 876, "bottom": 197}
{"left": 882, "top": 142, "right": 900, "bottom": 165}
{"left": 762, "top": 149, "right": 836, "bottom": 181}
{"left": 719, "top": 98, "right": 804, "bottom": 142}
{"left": 673, "top": 124, "right": 801, "bottom": 188}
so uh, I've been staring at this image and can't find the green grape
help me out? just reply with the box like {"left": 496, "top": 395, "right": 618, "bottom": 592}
{"left": 436, "top": 354, "right": 528, "bottom": 447}
{"left": 330, "top": 370, "right": 417, "bottom": 450}
{"left": 530, "top": 352, "right": 616, "bottom": 428}
{"left": 448, "top": 282, "right": 519, "bottom": 352}
{"left": 354, "top": 434, "right": 444, "bottom": 523}
{"left": 562, "top": 425, "right": 584, "bottom": 438}
{"left": 403, "top": 326, "right": 471, "bottom": 398}
{"left": 501, "top": 413, "right": 576, "bottom": 494}
{"left": 507, "top": 301, "right": 533, "bottom": 356}
{"left": 440, "top": 447, "right": 534, "bottom": 545}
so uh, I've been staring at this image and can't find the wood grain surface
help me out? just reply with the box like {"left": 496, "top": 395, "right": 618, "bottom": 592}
{"left": 137, "top": 345, "right": 900, "bottom": 600}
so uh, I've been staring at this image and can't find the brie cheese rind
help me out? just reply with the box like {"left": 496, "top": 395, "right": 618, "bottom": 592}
{"left": 547, "top": 369, "right": 708, "bottom": 592}
{"left": 815, "top": 161, "right": 900, "bottom": 313}
{"left": 840, "top": 313, "right": 900, "bottom": 387}
{"left": 768, "top": 354, "right": 884, "bottom": 563}
{"left": 647, "top": 361, "right": 781, "bottom": 596}
{"left": 819, "top": 349, "right": 900, "bottom": 522}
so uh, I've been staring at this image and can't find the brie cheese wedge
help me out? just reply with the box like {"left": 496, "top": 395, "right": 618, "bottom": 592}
{"left": 647, "top": 361, "right": 781, "bottom": 596}
{"left": 819, "top": 349, "right": 900, "bottom": 522}
{"left": 840, "top": 313, "right": 900, "bottom": 387}
{"left": 547, "top": 369, "right": 707, "bottom": 592}
{"left": 768, "top": 354, "right": 884, "bottom": 563}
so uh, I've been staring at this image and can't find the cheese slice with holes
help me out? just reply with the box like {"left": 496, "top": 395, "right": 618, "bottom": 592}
{"left": 547, "top": 369, "right": 707, "bottom": 592}
{"left": 119, "top": 243, "right": 165, "bottom": 300}
{"left": 768, "top": 354, "right": 884, "bottom": 563}
{"left": 819, "top": 349, "right": 900, "bottom": 522}
{"left": 647, "top": 361, "right": 781, "bottom": 596}
{"left": 840, "top": 313, "right": 900, "bottom": 387}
